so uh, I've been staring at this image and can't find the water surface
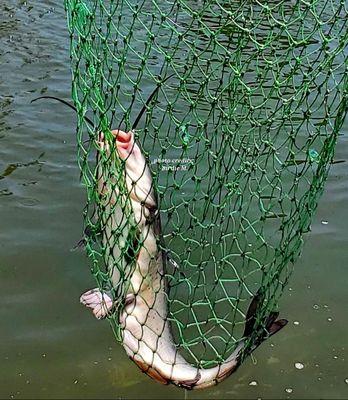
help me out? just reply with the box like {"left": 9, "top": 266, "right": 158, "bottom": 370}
{"left": 0, "top": 1, "right": 347, "bottom": 399}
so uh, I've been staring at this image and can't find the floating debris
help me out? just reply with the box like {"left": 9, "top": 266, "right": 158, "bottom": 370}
{"left": 321, "top": 220, "right": 328, "bottom": 225}
{"left": 293, "top": 321, "right": 300, "bottom": 326}
{"left": 327, "top": 317, "right": 333, "bottom": 322}
{"left": 249, "top": 380, "right": 258, "bottom": 386}
{"left": 0, "top": 153, "right": 45, "bottom": 180}
{"left": 295, "top": 362, "right": 304, "bottom": 370}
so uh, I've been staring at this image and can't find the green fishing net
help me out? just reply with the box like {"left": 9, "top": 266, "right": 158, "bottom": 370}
{"left": 64, "top": 0, "right": 347, "bottom": 377}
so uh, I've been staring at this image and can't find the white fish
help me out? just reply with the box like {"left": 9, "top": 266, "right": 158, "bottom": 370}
{"left": 80, "top": 129, "right": 288, "bottom": 389}
{"left": 30, "top": 93, "right": 288, "bottom": 389}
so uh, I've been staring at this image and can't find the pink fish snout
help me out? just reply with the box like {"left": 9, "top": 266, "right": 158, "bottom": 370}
{"left": 111, "top": 129, "right": 137, "bottom": 160}
{"left": 98, "top": 129, "right": 140, "bottom": 161}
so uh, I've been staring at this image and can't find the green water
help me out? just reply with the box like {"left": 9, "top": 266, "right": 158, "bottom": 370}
{"left": 0, "top": 1, "right": 347, "bottom": 399}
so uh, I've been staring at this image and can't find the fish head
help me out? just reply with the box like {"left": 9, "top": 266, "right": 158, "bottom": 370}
{"left": 97, "top": 129, "right": 157, "bottom": 222}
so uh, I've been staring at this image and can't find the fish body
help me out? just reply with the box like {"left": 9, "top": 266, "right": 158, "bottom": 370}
{"left": 30, "top": 93, "right": 288, "bottom": 389}
{"left": 81, "top": 129, "right": 287, "bottom": 389}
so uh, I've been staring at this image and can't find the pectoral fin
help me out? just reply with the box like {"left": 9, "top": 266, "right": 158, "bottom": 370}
{"left": 80, "top": 288, "right": 114, "bottom": 319}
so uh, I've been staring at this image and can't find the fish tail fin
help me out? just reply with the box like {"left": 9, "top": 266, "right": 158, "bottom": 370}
{"left": 244, "top": 292, "right": 289, "bottom": 352}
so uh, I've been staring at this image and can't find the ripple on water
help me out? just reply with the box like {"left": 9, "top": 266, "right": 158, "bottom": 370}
{"left": 0, "top": 188, "right": 13, "bottom": 196}
{"left": 18, "top": 197, "right": 40, "bottom": 207}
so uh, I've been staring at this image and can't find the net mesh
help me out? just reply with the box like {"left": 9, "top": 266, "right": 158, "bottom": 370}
{"left": 64, "top": 0, "right": 347, "bottom": 385}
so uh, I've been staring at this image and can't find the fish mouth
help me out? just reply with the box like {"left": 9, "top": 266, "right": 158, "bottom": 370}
{"left": 98, "top": 130, "right": 133, "bottom": 160}
{"left": 114, "top": 130, "right": 133, "bottom": 155}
